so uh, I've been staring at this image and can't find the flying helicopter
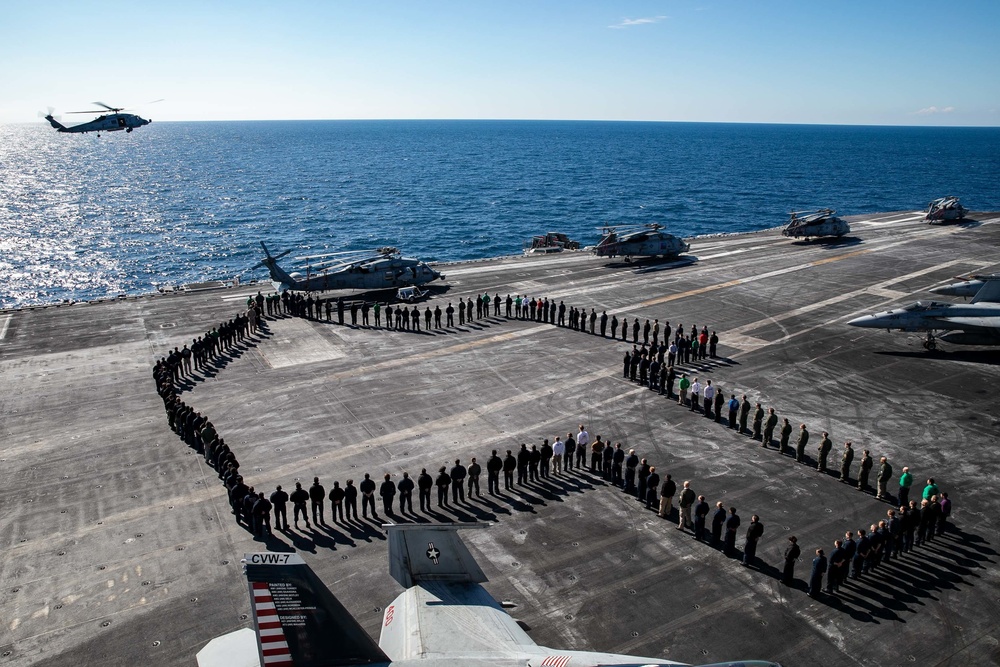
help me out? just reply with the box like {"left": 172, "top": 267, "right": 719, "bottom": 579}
{"left": 593, "top": 223, "right": 690, "bottom": 262}
{"left": 781, "top": 209, "right": 850, "bottom": 240}
{"left": 252, "top": 242, "right": 444, "bottom": 294}
{"left": 42, "top": 101, "right": 159, "bottom": 137}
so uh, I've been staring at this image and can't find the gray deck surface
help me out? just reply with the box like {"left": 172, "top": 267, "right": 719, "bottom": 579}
{"left": 1, "top": 211, "right": 999, "bottom": 667}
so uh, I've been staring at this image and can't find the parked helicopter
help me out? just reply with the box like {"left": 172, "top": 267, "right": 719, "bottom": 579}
{"left": 252, "top": 242, "right": 444, "bottom": 294}
{"left": 924, "top": 196, "right": 968, "bottom": 224}
{"left": 43, "top": 101, "right": 158, "bottom": 136}
{"left": 593, "top": 223, "right": 690, "bottom": 262}
{"left": 781, "top": 209, "right": 850, "bottom": 240}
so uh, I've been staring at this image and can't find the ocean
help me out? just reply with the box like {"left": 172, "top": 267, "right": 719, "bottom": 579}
{"left": 1, "top": 120, "right": 998, "bottom": 308}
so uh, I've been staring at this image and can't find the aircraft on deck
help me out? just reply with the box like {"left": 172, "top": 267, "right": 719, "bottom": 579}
{"left": 928, "top": 273, "right": 996, "bottom": 299}
{"left": 781, "top": 209, "right": 850, "bottom": 240}
{"left": 197, "top": 524, "right": 779, "bottom": 667}
{"left": 924, "top": 196, "right": 968, "bottom": 224}
{"left": 253, "top": 242, "right": 444, "bottom": 294}
{"left": 43, "top": 101, "right": 157, "bottom": 136}
{"left": 847, "top": 275, "right": 1000, "bottom": 350}
{"left": 594, "top": 224, "right": 689, "bottom": 262}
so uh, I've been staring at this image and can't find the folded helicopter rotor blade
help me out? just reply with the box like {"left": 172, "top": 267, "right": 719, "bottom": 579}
{"left": 295, "top": 250, "right": 376, "bottom": 261}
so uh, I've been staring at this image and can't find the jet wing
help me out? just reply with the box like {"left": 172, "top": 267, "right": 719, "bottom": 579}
{"left": 380, "top": 581, "right": 538, "bottom": 661}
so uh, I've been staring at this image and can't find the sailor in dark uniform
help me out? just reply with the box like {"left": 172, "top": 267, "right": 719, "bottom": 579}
{"left": 809, "top": 549, "right": 827, "bottom": 597}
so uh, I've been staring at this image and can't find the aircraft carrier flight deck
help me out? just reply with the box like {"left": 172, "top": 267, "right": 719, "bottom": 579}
{"left": 1, "top": 211, "right": 998, "bottom": 667}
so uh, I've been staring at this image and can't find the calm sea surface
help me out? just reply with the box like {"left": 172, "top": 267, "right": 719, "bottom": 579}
{"left": 1, "top": 120, "right": 998, "bottom": 308}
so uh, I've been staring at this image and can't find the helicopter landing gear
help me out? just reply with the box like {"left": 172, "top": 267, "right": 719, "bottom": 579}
{"left": 126, "top": 127, "right": 133, "bottom": 133}
{"left": 922, "top": 332, "right": 937, "bottom": 351}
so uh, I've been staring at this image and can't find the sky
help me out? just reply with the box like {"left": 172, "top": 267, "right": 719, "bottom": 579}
{"left": 1, "top": 0, "right": 998, "bottom": 126}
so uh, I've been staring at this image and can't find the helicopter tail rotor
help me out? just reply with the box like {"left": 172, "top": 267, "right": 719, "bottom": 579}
{"left": 40, "top": 108, "right": 67, "bottom": 131}
{"left": 251, "top": 241, "right": 292, "bottom": 271}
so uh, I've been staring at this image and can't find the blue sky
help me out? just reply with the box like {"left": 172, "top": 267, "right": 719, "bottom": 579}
{"left": 2, "top": 0, "right": 997, "bottom": 125}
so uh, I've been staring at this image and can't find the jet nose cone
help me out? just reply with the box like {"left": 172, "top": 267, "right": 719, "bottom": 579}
{"left": 847, "top": 314, "right": 880, "bottom": 328}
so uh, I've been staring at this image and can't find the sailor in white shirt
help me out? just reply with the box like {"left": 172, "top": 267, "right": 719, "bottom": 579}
{"left": 690, "top": 378, "right": 702, "bottom": 412}
{"left": 702, "top": 380, "right": 715, "bottom": 418}
{"left": 576, "top": 425, "right": 590, "bottom": 468}
{"left": 552, "top": 436, "right": 565, "bottom": 475}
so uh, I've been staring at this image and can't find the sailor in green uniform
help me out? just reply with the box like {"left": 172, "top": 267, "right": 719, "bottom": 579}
{"left": 817, "top": 431, "right": 833, "bottom": 472}
{"left": 796, "top": 424, "right": 809, "bottom": 462}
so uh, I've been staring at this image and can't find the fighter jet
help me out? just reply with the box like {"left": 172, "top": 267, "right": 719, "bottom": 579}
{"left": 253, "top": 242, "right": 443, "bottom": 294}
{"left": 197, "top": 524, "right": 779, "bottom": 667}
{"left": 847, "top": 275, "right": 1000, "bottom": 350}
{"left": 928, "top": 273, "right": 993, "bottom": 299}
{"left": 781, "top": 209, "right": 850, "bottom": 240}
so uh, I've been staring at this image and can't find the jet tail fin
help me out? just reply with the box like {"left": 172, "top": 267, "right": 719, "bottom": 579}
{"left": 243, "top": 552, "right": 390, "bottom": 667}
{"left": 386, "top": 523, "right": 489, "bottom": 589}
{"left": 971, "top": 277, "right": 1000, "bottom": 303}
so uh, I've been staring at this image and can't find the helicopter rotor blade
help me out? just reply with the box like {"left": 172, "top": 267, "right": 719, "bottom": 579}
{"left": 306, "top": 258, "right": 360, "bottom": 270}
{"left": 295, "top": 249, "right": 379, "bottom": 261}
{"left": 92, "top": 101, "right": 122, "bottom": 112}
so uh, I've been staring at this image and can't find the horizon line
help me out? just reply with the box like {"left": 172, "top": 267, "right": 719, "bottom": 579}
{"left": 10, "top": 118, "right": 1000, "bottom": 129}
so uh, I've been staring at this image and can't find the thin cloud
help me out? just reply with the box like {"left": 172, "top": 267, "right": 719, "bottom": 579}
{"left": 610, "top": 15, "right": 669, "bottom": 29}
{"left": 913, "top": 106, "right": 955, "bottom": 115}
